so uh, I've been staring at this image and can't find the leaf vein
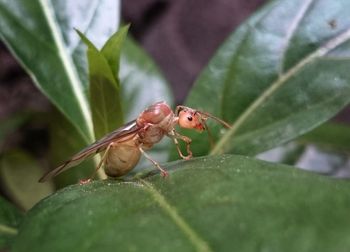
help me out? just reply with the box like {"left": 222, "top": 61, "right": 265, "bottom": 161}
{"left": 141, "top": 179, "right": 212, "bottom": 252}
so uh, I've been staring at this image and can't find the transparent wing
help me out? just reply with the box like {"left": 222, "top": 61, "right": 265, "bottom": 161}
{"left": 39, "top": 120, "right": 140, "bottom": 182}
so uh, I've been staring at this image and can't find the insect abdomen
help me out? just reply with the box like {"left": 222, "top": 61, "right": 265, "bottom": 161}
{"left": 104, "top": 140, "right": 141, "bottom": 177}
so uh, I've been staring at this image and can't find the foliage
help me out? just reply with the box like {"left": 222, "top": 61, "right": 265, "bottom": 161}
{"left": 1, "top": 0, "right": 350, "bottom": 251}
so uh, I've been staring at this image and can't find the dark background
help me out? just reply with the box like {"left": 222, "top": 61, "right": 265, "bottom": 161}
{"left": 122, "top": 0, "right": 266, "bottom": 102}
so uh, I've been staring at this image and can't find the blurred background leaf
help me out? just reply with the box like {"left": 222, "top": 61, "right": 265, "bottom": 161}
{"left": 0, "top": 113, "right": 30, "bottom": 147}
{"left": 0, "top": 150, "right": 54, "bottom": 210}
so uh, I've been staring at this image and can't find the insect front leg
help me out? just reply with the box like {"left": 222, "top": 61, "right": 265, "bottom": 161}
{"left": 168, "top": 130, "right": 193, "bottom": 160}
{"left": 79, "top": 142, "right": 115, "bottom": 184}
{"left": 138, "top": 146, "right": 169, "bottom": 177}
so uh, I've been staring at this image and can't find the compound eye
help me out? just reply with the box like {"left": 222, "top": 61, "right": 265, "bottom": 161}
{"left": 187, "top": 116, "right": 193, "bottom": 121}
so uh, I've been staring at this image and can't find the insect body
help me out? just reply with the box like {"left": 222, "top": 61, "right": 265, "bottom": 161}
{"left": 39, "top": 101, "right": 230, "bottom": 183}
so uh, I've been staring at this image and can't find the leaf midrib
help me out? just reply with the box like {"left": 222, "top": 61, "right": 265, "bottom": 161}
{"left": 140, "top": 179, "right": 212, "bottom": 252}
{"left": 38, "top": 0, "right": 94, "bottom": 142}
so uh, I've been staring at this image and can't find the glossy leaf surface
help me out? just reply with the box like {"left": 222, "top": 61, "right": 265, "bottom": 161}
{"left": 12, "top": 155, "right": 350, "bottom": 252}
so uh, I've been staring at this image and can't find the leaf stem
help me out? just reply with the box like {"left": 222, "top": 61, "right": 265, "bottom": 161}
{"left": 0, "top": 224, "right": 18, "bottom": 236}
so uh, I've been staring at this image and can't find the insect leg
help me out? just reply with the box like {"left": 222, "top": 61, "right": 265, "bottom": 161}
{"left": 79, "top": 142, "right": 114, "bottom": 184}
{"left": 168, "top": 130, "right": 193, "bottom": 160}
{"left": 138, "top": 146, "right": 168, "bottom": 177}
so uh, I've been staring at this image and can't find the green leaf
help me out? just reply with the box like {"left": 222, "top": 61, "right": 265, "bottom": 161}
{"left": 182, "top": 0, "right": 350, "bottom": 157}
{"left": 0, "top": 196, "right": 22, "bottom": 249}
{"left": 12, "top": 155, "right": 350, "bottom": 251}
{"left": 0, "top": 0, "right": 120, "bottom": 142}
{"left": 101, "top": 25, "right": 130, "bottom": 76}
{"left": 0, "top": 150, "right": 54, "bottom": 210}
{"left": 77, "top": 30, "right": 124, "bottom": 139}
